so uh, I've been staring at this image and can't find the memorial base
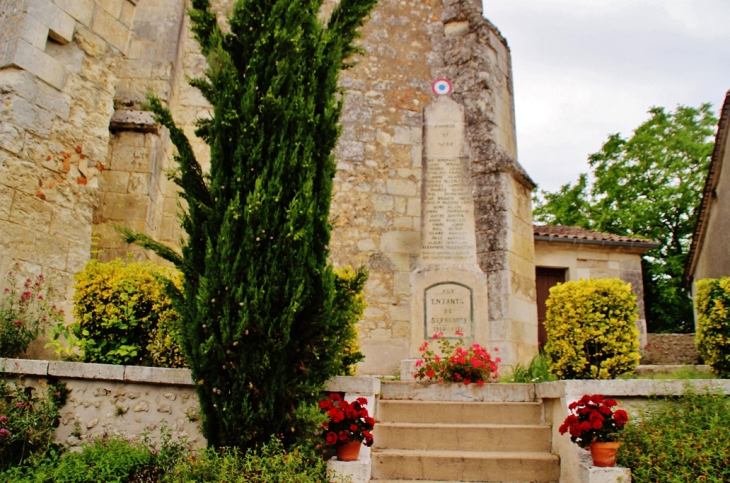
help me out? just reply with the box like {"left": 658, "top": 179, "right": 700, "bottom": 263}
{"left": 410, "top": 265, "right": 488, "bottom": 359}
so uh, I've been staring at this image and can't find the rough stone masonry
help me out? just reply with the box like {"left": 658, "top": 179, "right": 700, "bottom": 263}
{"left": 0, "top": 0, "right": 538, "bottom": 374}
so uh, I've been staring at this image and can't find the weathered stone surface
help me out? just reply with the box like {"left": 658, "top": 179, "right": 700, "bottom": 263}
{"left": 124, "top": 365, "right": 194, "bottom": 386}
{"left": 27, "top": 0, "right": 76, "bottom": 44}
{"left": 49, "top": 361, "right": 125, "bottom": 380}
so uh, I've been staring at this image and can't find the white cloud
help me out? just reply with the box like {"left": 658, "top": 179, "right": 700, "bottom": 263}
{"left": 481, "top": 0, "right": 730, "bottom": 192}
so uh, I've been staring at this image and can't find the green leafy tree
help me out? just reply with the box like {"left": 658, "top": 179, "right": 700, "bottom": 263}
{"left": 120, "top": 0, "right": 377, "bottom": 449}
{"left": 534, "top": 104, "right": 717, "bottom": 333}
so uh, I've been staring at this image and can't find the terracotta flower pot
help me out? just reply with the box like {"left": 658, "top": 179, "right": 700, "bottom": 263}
{"left": 336, "top": 440, "right": 362, "bottom": 461}
{"left": 590, "top": 441, "right": 621, "bottom": 467}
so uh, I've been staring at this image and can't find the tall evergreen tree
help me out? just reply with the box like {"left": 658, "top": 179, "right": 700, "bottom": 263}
{"left": 121, "top": 0, "right": 377, "bottom": 449}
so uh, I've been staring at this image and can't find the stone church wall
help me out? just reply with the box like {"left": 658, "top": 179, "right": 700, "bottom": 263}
{"left": 0, "top": 0, "right": 141, "bottom": 334}
{"left": 1, "top": 0, "right": 538, "bottom": 374}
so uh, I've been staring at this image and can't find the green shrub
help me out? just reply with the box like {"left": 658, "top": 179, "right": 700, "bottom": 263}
{"left": 505, "top": 353, "right": 557, "bottom": 383}
{"left": 544, "top": 278, "right": 640, "bottom": 379}
{"left": 0, "top": 267, "right": 63, "bottom": 358}
{"left": 618, "top": 387, "right": 730, "bottom": 482}
{"left": 70, "top": 259, "right": 186, "bottom": 368}
{"left": 163, "top": 437, "right": 328, "bottom": 483}
{"left": 695, "top": 278, "right": 730, "bottom": 378}
{"left": 0, "top": 378, "right": 68, "bottom": 471}
{"left": 2, "top": 431, "right": 188, "bottom": 483}
{"left": 332, "top": 267, "right": 367, "bottom": 375}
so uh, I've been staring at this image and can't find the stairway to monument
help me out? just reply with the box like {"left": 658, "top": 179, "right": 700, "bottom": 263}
{"left": 371, "top": 385, "right": 560, "bottom": 483}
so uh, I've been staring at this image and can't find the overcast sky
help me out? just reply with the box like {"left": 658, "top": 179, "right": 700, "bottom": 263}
{"left": 481, "top": 0, "right": 730, "bottom": 193}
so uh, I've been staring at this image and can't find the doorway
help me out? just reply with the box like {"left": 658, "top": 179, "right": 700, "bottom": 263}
{"left": 535, "top": 267, "right": 566, "bottom": 348}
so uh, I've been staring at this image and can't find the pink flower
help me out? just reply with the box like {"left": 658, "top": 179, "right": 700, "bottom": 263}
{"left": 455, "top": 329, "right": 464, "bottom": 337}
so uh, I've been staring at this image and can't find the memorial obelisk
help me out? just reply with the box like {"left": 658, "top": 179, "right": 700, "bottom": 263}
{"left": 409, "top": 79, "right": 489, "bottom": 357}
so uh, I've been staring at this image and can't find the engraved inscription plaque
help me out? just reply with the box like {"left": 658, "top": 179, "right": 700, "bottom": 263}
{"left": 424, "top": 282, "right": 473, "bottom": 339}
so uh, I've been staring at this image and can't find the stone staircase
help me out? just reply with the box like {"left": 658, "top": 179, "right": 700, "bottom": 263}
{"left": 371, "top": 395, "right": 560, "bottom": 482}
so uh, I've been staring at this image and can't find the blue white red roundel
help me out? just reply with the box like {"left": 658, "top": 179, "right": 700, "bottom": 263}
{"left": 431, "top": 78, "right": 453, "bottom": 97}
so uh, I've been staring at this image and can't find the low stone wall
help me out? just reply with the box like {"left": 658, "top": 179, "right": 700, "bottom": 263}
{"left": 644, "top": 333, "right": 700, "bottom": 365}
{"left": 537, "top": 379, "right": 730, "bottom": 483}
{"left": 0, "top": 358, "right": 203, "bottom": 448}
{"left": 0, "top": 359, "right": 381, "bottom": 453}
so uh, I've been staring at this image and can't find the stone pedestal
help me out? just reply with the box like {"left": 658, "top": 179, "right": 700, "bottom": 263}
{"left": 410, "top": 95, "right": 488, "bottom": 357}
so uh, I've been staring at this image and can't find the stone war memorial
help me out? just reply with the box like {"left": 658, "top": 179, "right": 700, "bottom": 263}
{"left": 0, "top": 0, "right": 540, "bottom": 374}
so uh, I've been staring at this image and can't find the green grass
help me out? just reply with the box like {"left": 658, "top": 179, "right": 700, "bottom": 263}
{"left": 618, "top": 386, "right": 730, "bottom": 482}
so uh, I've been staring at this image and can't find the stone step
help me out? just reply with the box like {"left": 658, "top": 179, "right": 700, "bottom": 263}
{"left": 380, "top": 382, "right": 536, "bottom": 402}
{"left": 371, "top": 449, "right": 560, "bottom": 482}
{"left": 374, "top": 422, "right": 552, "bottom": 452}
{"left": 377, "top": 400, "right": 543, "bottom": 425}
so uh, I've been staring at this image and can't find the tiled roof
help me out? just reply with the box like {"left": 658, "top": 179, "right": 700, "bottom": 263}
{"left": 534, "top": 225, "right": 659, "bottom": 248}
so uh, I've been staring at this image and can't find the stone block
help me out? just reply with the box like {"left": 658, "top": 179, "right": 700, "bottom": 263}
{"left": 92, "top": 7, "right": 130, "bottom": 53}
{"left": 1, "top": 92, "right": 53, "bottom": 137}
{"left": 327, "top": 457, "right": 371, "bottom": 483}
{"left": 371, "top": 194, "right": 393, "bottom": 212}
{"left": 109, "top": 110, "right": 158, "bottom": 133}
{"left": 579, "top": 464, "right": 631, "bottom": 483}
{"left": 124, "top": 366, "right": 195, "bottom": 386}
{"left": 48, "top": 361, "right": 125, "bottom": 380}
{"left": 406, "top": 197, "right": 420, "bottom": 216}
{"left": 0, "top": 187, "right": 14, "bottom": 220}
{"left": 26, "top": 0, "right": 75, "bottom": 44}
{"left": 66, "top": 241, "right": 89, "bottom": 272}
{"left": 73, "top": 24, "right": 106, "bottom": 57}
{"left": 389, "top": 303, "right": 410, "bottom": 321}
{"left": 99, "top": 170, "right": 130, "bottom": 193}
{"left": 53, "top": 0, "right": 94, "bottom": 25}
{"left": 127, "top": 173, "right": 150, "bottom": 194}
{"left": 101, "top": 192, "right": 150, "bottom": 222}
{"left": 380, "top": 381, "right": 535, "bottom": 402}
{"left": 35, "top": 82, "right": 71, "bottom": 119}
{"left": 0, "top": 219, "right": 36, "bottom": 260}
{"left": 393, "top": 216, "right": 412, "bottom": 229}
{"left": 0, "top": 123, "right": 25, "bottom": 153}
{"left": 33, "top": 232, "right": 69, "bottom": 270}
{"left": 50, "top": 206, "right": 92, "bottom": 244}
{"left": 9, "top": 190, "right": 52, "bottom": 230}
{"left": 325, "top": 376, "right": 380, "bottom": 396}
{"left": 9, "top": 38, "right": 65, "bottom": 89}
{"left": 98, "top": 0, "right": 124, "bottom": 18}
{"left": 19, "top": 13, "right": 48, "bottom": 50}
{"left": 0, "top": 357, "right": 49, "bottom": 375}
{"left": 0, "top": 68, "right": 38, "bottom": 100}
{"left": 110, "top": 141, "right": 151, "bottom": 172}
{"left": 380, "top": 231, "right": 419, "bottom": 254}
{"left": 386, "top": 179, "right": 417, "bottom": 196}
{"left": 119, "top": 1, "right": 136, "bottom": 28}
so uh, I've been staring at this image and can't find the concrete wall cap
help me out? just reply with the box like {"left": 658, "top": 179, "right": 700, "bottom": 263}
{"left": 0, "top": 358, "right": 49, "bottom": 376}
{"left": 536, "top": 379, "right": 730, "bottom": 399}
{"left": 124, "top": 365, "right": 194, "bottom": 386}
{"left": 326, "top": 376, "right": 381, "bottom": 395}
{"left": 48, "top": 360, "right": 125, "bottom": 380}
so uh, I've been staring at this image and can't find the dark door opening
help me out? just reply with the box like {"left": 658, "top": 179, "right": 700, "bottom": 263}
{"left": 536, "top": 267, "right": 566, "bottom": 348}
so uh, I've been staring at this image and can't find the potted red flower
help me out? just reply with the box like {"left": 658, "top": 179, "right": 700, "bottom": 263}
{"left": 559, "top": 394, "right": 629, "bottom": 467}
{"left": 319, "top": 393, "right": 375, "bottom": 461}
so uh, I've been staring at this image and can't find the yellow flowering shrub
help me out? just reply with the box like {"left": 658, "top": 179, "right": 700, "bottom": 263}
{"left": 332, "top": 267, "right": 367, "bottom": 375}
{"left": 544, "top": 278, "right": 640, "bottom": 379}
{"left": 72, "top": 259, "right": 186, "bottom": 367}
{"left": 695, "top": 278, "right": 730, "bottom": 377}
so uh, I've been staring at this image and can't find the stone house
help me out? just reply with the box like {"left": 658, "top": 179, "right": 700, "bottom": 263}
{"left": 684, "top": 90, "right": 730, "bottom": 302}
{"left": 0, "top": 0, "right": 652, "bottom": 375}
{"left": 533, "top": 225, "right": 658, "bottom": 348}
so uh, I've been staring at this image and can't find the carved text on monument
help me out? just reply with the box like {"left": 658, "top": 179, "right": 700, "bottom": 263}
{"left": 424, "top": 282, "right": 473, "bottom": 338}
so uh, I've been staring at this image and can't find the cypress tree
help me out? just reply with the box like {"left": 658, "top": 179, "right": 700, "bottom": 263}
{"left": 121, "top": 0, "right": 377, "bottom": 449}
